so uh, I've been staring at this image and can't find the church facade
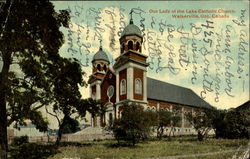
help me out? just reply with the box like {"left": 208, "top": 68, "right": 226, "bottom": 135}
{"left": 88, "top": 19, "right": 212, "bottom": 133}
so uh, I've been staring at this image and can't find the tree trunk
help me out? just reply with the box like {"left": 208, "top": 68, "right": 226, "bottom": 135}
{"left": 0, "top": 97, "right": 8, "bottom": 159}
{"left": 198, "top": 131, "right": 204, "bottom": 141}
{"left": 55, "top": 126, "right": 62, "bottom": 146}
{"left": 157, "top": 126, "right": 164, "bottom": 140}
{"left": 56, "top": 120, "right": 63, "bottom": 146}
{"left": 0, "top": 73, "right": 9, "bottom": 158}
{"left": 0, "top": 49, "right": 11, "bottom": 159}
{"left": 55, "top": 115, "right": 66, "bottom": 146}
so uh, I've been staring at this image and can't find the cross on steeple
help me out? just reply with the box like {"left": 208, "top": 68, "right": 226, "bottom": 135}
{"left": 99, "top": 39, "right": 102, "bottom": 50}
{"left": 129, "top": 10, "right": 133, "bottom": 24}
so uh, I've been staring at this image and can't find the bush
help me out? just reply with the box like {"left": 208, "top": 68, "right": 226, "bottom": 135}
{"left": 108, "top": 102, "right": 156, "bottom": 146}
{"left": 12, "top": 136, "right": 28, "bottom": 146}
{"left": 10, "top": 143, "right": 58, "bottom": 159}
{"left": 214, "top": 109, "right": 250, "bottom": 139}
{"left": 60, "top": 116, "right": 81, "bottom": 134}
{"left": 186, "top": 109, "right": 216, "bottom": 141}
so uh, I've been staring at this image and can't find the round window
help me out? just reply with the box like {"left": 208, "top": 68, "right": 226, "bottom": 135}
{"left": 107, "top": 85, "right": 114, "bottom": 98}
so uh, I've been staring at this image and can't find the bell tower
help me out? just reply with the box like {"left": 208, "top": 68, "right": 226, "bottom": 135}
{"left": 114, "top": 13, "right": 148, "bottom": 105}
{"left": 88, "top": 41, "right": 110, "bottom": 100}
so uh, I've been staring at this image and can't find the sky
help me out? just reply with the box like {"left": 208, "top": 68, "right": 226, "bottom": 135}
{"left": 52, "top": 1, "right": 249, "bottom": 110}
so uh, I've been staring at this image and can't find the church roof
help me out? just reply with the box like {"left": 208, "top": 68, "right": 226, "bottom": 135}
{"left": 121, "top": 20, "right": 142, "bottom": 37}
{"left": 92, "top": 47, "right": 109, "bottom": 63}
{"left": 147, "top": 77, "right": 213, "bottom": 109}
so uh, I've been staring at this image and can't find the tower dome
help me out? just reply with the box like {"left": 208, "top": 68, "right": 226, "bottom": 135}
{"left": 121, "top": 20, "right": 142, "bottom": 38}
{"left": 92, "top": 47, "right": 110, "bottom": 63}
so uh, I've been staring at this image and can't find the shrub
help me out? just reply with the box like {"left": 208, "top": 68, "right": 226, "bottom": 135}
{"left": 60, "top": 116, "right": 81, "bottom": 134}
{"left": 108, "top": 102, "right": 156, "bottom": 146}
{"left": 186, "top": 109, "right": 216, "bottom": 141}
{"left": 12, "top": 136, "right": 28, "bottom": 146}
{"left": 10, "top": 143, "right": 58, "bottom": 159}
{"left": 214, "top": 109, "right": 250, "bottom": 139}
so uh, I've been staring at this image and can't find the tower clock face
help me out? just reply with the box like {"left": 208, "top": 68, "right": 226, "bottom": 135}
{"left": 107, "top": 85, "right": 114, "bottom": 98}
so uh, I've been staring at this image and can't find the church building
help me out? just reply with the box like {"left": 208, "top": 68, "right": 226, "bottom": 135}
{"left": 88, "top": 18, "right": 213, "bottom": 133}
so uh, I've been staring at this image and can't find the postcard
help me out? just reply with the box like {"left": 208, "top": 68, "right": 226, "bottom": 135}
{"left": 0, "top": 0, "right": 249, "bottom": 158}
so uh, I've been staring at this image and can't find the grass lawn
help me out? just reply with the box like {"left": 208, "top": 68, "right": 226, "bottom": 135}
{"left": 47, "top": 136, "right": 249, "bottom": 159}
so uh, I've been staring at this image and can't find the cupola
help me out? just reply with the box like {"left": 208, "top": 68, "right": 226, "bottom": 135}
{"left": 120, "top": 17, "right": 143, "bottom": 54}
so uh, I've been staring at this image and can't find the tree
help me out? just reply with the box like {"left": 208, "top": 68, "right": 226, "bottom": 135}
{"left": 213, "top": 108, "right": 250, "bottom": 139}
{"left": 108, "top": 102, "right": 155, "bottom": 146}
{"left": 211, "top": 109, "right": 227, "bottom": 138}
{"left": 186, "top": 109, "right": 216, "bottom": 141}
{"left": 77, "top": 98, "right": 105, "bottom": 127}
{"left": 0, "top": 0, "right": 78, "bottom": 156}
{"left": 154, "top": 109, "right": 181, "bottom": 139}
{"left": 60, "top": 116, "right": 81, "bottom": 134}
{"left": 44, "top": 58, "right": 86, "bottom": 146}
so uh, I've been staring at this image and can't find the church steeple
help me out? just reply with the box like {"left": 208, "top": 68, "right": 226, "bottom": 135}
{"left": 113, "top": 14, "right": 148, "bottom": 104}
{"left": 91, "top": 39, "right": 110, "bottom": 77}
{"left": 88, "top": 39, "right": 110, "bottom": 101}
{"left": 119, "top": 14, "right": 143, "bottom": 54}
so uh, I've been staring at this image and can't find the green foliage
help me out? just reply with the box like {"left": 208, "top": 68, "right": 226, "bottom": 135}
{"left": 108, "top": 102, "right": 155, "bottom": 146}
{"left": 186, "top": 109, "right": 216, "bottom": 141}
{"left": 77, "top": 98, "right": 105, "bottom": 118}
{"left": 29, "top": 110, "right": 49, "bottom": 132}
{"left": 10, "top": 143, "right": 58, "bottom": 159}
{"left": 213, "top": 108, "right": 250, "bottom": 139}
{"left": 60, "top": 116, "right": 80, "bottom": 134}
{"left": 154, "top": 109, "right": 181, "bottom": 139}
{"left": 0, "top": 0, "right": 71, "bottom": 130}
{"left": 0, "top": 0, "right": 87, "bottom": 150}
{"left": 12, "top": 136, "right": 28, "bottom": 146}
{"left": 77, "top": 98, "right": 106, "bottom": 127}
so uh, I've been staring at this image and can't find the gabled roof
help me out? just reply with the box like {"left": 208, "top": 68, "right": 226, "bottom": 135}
{"left": 147, "top": 77, "right": 214, "bottom": 109}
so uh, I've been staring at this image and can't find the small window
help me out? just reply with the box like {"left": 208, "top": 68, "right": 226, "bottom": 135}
{"left": 136, "top": 42, "right": 140, "bottom": 51}
{"left": 128, "top": 41, "right": 133, "bottom": 50}
{"left": 135, "top": 78, "right": 142, "bottom": 94}
{"left": 120, "top": 79, "right": 126, "bottom": 95}
{"left": 103, "top": 65, "right": 107, "bottom": 72}
{"left": 97, "top": 64, "right": 101, "bottom": 71}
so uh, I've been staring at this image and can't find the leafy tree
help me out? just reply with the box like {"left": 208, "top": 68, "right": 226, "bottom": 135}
{"left": 213, "top": 108, "right": 250, "bottom": 139}
{"left": 168, "top": 114, "right": 181, "bottom": 137}
{"left": 77, "top": 98, "right": 105, "bottom": 127}
{"left": 108, "top": 102, "right": 155, "bottom": 146}
{"left": 211, "top": 109, "right": 227, "bottom": 138}
{"left": 186, "top": 109, "right": 216, "bottom": 141}
{"left": 154, "top": 109, "right": 181, "bottom": 139}
{"left": 45, "top": 57, "right": 86, "bottom": 145}
{"left": 60, "top": 116, "right": 81, "bottom": 134}
{"left": 0, "top": 0, "right": 83, "bottom": 156}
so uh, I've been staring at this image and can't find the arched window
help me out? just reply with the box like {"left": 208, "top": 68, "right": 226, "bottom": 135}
{"left": 136, "top": 41, "right": 140, "bottom": 51}
{"left": 97, "top": 64, "right": 101, "bottom": 71}
{"left": 103, "top": 64, "right": 107, "bottom": 72}
{"left": 135, "top": 78, "right": 142, "bottom": 94}
{"left": 128, "top": 41, "right": 133, "bottom": 50}
{"left": 120, "top": 79, "right": 126, "bottom": 95}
